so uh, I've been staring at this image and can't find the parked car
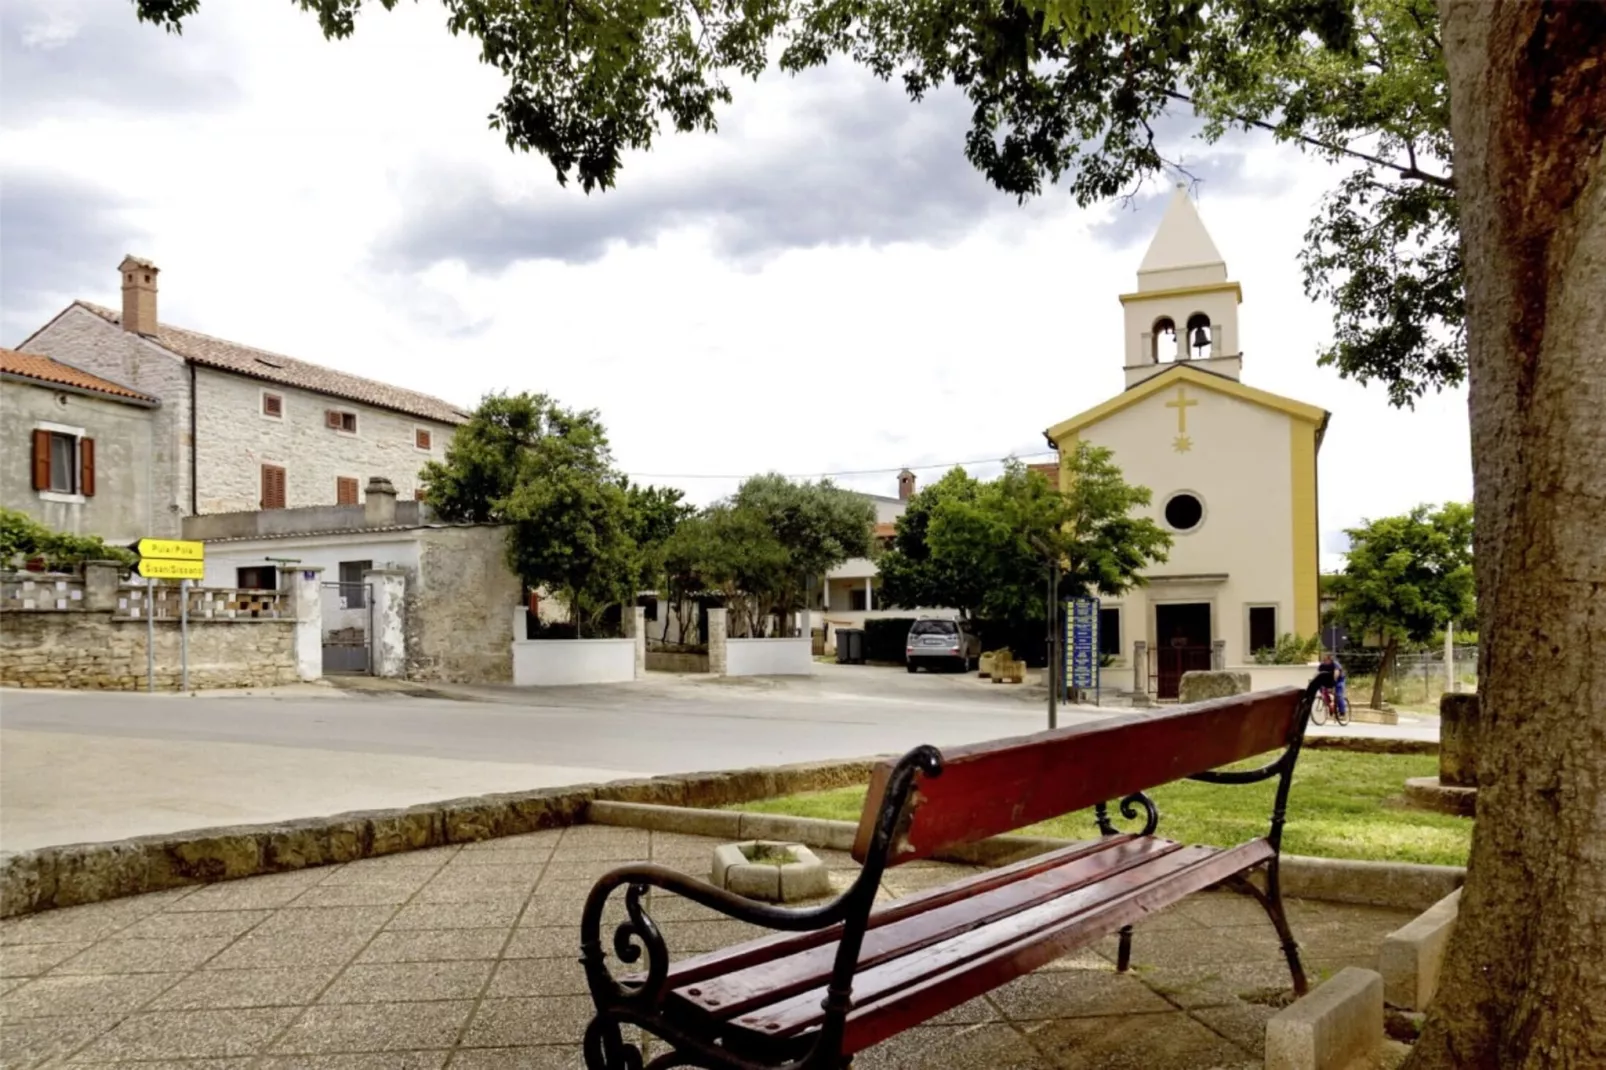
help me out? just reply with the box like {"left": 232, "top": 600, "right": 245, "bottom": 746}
{"left": 905, "top": 618, "right": 981, "bottom": 672}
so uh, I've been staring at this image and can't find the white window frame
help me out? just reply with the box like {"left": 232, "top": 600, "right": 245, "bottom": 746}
{"left": 326, "top": 409, "right": 359, "bottom": 435}
{"left": 414, "top": 426, "right": 434, "bottom": 452}
{"left": 1160, "top": 489, "right": 1208, "bottom": 535}
{"left": 260, "top": 389, "right": 285, "bottom": 420}
{"left": 34, "top": 420, "right": 86, "bottom": 504}
{"left": 1246, "top": 603, "right": 1281, "bottom": 658}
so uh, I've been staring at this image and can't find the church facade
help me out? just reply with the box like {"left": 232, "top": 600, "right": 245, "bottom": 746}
{"left": 1043, "top": 185, "right": 1329, "bottom": 699}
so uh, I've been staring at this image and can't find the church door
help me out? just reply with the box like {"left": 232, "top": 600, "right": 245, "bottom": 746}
{"left": 1155, "top": 602, "right": 1212, "bottom": 699}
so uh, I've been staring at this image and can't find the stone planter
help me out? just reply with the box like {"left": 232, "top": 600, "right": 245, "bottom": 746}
{"left": 712, "top": 841, "right": 830, "bottom": 902}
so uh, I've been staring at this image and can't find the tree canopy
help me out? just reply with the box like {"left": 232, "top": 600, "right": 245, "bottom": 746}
{"left": 135, "top": 0, "right": 1458, "bottom": 407}
{"left": 879, "top": 447, "right": 1170, "bottom": 622}
{"left": 1328, "top": 500, "right": 1474, "bottom": 707}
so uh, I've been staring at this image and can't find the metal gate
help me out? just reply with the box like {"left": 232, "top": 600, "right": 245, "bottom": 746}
{"left": 1153, "top": 641, "right": 1213, "bottom": 700}
{"left": 321, "top": 581, "right": 373, "bottom": 674}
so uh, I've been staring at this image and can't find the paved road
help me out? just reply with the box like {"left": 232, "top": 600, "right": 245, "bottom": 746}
{"left": 0, "top": 666, "right": 1092, "bottom": 849}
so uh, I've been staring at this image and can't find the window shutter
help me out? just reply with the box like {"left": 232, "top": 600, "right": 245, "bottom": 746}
{"left": 326, "top": 410, "right": 342, "bottom": 429}
{"left": 336, "top": 476, "right": 358, "bottom": 505}
{"left": 262, "top": 464, "right": 286, "bottom": 509}
{"left": 31, "top": 429, "right": 51, "bottom": 490}
{"left": 79, "top": 438, "right": 96, "bottom": 497}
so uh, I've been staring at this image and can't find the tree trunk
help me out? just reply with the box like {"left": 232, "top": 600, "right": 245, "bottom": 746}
{"left": 1408, "top": 3, "right": 1606, "bottom": 1066}
{"left": 1370, "top": 635, "right": 1398, "bottom": 711}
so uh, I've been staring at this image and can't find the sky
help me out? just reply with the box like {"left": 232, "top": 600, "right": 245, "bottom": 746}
{"left": 0, "top": 0, "right": 1473, "bottom": 570}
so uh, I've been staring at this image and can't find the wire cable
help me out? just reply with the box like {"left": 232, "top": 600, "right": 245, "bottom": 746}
{"left": 623, "top": 450, "right": 1058, "bottom": 481}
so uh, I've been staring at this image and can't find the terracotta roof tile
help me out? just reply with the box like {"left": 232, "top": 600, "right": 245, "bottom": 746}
{"left": 1028, "top": 461, "right": 1060, "bottom": 490}
{"left": 77, "top": 303, "right": 470, "bottom": 425}
{"left": 1, "top": 348, "right": 159, "bottom": 404}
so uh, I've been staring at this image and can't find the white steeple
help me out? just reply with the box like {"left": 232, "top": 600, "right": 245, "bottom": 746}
{"left": 1137, "top": 183, "right": 1228, "bottom": 291}
{"left": 1119, "top": 183, "right": 1243, "bottom": 387}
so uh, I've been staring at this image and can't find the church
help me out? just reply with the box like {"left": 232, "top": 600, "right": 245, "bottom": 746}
{"left": 1043, "top": 184, "right": 1330, "bottom": 699}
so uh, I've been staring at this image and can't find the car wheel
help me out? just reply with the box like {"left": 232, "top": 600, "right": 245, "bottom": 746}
{"left": 906, "top": 662, "right": 918, "bottom": 674}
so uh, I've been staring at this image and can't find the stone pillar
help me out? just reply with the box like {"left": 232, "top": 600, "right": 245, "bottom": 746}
{"left": 1132, "top": 641, "right": 1151, "bottom": 708}
{"left": 364, "top": 568, "right": 407, "bottom": 679}
{"left": 708, "top": 607, "right": 729, "bottom": 676}
{"left": 1211, "top": 638, "right": 1226, "bottom": 670}
{"left": 864, "top": 577, "right": 873, "bottom": 612}
{"left": 1439, "top": 693, "right": 1481, "bottom": 787}
{"left": 291, "top": 566, "right": 324, "bottom": 681}
{"left": 822, "top": 578, "right": 830, "bottom": 614}
{"left": 364, "top": 476, "right": 397, "bottom": 526}
{"left": 624, "top": 605, "right": 646, "bottom": 679}
{"left": 83, "top": 560, "right": 123, "bottom": 612}
{"left": 512, "top": 602, "right": 528, "bottom": 642}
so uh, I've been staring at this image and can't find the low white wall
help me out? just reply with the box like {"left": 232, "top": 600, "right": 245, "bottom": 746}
{"left": 512, "top": 638, "right": 636, "bottom": 686}
{"left": 725, "top": 637, "right": 814, "bottom": 677}
{"left": 1232, "top": 664, "right": 1320, "bottom": 692}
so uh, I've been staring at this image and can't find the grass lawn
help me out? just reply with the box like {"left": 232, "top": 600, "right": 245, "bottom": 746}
{"left": 733, "top": 751, "right": 1472, "bottom": 867}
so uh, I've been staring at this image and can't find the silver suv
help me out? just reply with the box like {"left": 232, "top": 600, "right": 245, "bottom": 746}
{"left": 905, "top": 618, "right": 981, "bottom": 673}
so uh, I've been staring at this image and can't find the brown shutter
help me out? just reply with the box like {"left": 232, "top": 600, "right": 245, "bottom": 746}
{"left": 336, "top": 476, "right": 358, "bottom": 505}
{"left": 262, "top": 464, "right": 286, "bottom": 509}
{"left": 32, "top": 429, "right": 51, "bottom": 490}
{"left": 326, "top": 410, "right": 342, "bottom": 429}
{"left": 79, "top": 438, "right": 96, "bottom": 497}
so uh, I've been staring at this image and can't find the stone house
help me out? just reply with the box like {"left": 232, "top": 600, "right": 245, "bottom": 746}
{"left": 1, "top": 347, "right": 161, "bottom": 546}
{"left": 14, "top": 256, "right": 470, "bottom": 537}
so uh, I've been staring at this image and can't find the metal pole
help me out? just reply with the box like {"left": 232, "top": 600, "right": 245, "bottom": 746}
{"left": 146, "top": 577, "right": 156, "bottom": 692}
{"left": 1047, "top": 560, "right": 1058, "bottom": 730}
{"left": 180, "top": 578, "right": 190, "bottom": 692}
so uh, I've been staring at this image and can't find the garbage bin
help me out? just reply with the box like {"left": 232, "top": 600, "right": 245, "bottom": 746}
{"left": 836, "top": 628, "right": 865, "bottom": 665}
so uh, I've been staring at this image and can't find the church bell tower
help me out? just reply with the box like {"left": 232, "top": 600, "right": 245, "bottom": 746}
{"left": 1121, "top": 184, "right": 1244, "bottom": 389}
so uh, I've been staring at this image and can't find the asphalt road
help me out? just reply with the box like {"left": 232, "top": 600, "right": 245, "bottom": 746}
{"left": 0, "top": 666, "right": 1094, "bottom": 849}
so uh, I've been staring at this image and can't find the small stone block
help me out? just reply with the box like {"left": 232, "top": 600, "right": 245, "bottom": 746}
{"left": 780, "top": 857, "right": 831, "bottom": 900}
{"left": 1380, "top": 889, "right": 1460, "bottom": 1011}
{"left": 712, "top": 842, "right": 827, "bottom": 903}
{"left": 1403, "top": 777, "right": 1477, "bottom": 817}
{"left": 1266, "top": 967, "right": 1384, "bottom": 1070}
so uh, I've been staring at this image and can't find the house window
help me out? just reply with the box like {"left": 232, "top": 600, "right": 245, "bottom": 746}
{"left": 415, "top": 428, "right": 432, "bottom": 450}
{"left": 31, "top": 428, "right": 94, "bottom": 498}
{"left": 850, "top": 588, "right": 871, "bottom": 612}
{"left": 642, "top": 596, "right": 659, "bottom": 623}
{"left": 336, "top": 477, "right": 359, "bottom": 505}
{"left": 325, "top": 410, "right": 357, "bottom": 433}
{"left": 262, "top": 392, "right": 283, "bottom": 418}
{"left": 237, "top": 566, "right": 277, "bottom": 590}
{"left": 261, "top": 464, "right": 286, "bottom": 509}
{"left": 1098, "top": 607, "right": 1121, "bottom": 657}
{"left": 414, "top": 488, "right": 426, "bottom": 501}
{"left": 1249, "top": 606, "right": 1278, "bottom": 656}
{"left": 339, "top": 560, "right": 372, "bottom": 608}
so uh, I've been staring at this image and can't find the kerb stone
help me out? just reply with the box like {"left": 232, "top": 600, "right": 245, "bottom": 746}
{"left": 1266, "top": 967, "right": 1383, "bottom": 1070}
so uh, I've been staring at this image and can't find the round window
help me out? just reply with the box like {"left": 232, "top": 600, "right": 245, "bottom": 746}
{"left": 1164, "top": 492, "right": 1205, "bottom": 532}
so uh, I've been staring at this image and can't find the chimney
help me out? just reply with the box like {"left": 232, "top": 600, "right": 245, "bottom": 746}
{"left": 898, "top": 469, "right": 917, "bottom": 501}
{"left": 364, "top": 476, "right": 398, "bottom": 526}
{"left": 119, "top": 255, "right": 159, "bottom": 336}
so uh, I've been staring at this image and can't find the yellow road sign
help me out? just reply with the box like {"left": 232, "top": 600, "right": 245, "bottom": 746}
{"left": 133, "top": 538, "right": 204, "bottom": 561}
{"left": 135, "top": 558, "right": 205, "bottom": 580}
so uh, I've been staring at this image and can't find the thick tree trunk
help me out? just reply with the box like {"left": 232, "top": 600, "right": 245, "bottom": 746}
{"left": 1408, "top": 3, "right": 1606, "bottom": 1066}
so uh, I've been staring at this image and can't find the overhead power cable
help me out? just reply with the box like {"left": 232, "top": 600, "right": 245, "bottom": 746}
{"left": 624, "top": 450, "right": 1058, "bottom": 481}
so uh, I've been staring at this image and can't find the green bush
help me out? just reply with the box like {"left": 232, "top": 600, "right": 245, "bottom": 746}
{"left": 0, "top": 508, "right": 137, "bottom": 570}
{"left": 1252, "top": 632, "right": 1322, "bottom": 665}
{"left": 862, "top": 617, "right": 918, "bottom": 663}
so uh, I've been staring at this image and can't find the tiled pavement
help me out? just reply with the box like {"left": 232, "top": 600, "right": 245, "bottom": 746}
{"left": 0, "top": 825, "right": 1413, "bottom": 1068}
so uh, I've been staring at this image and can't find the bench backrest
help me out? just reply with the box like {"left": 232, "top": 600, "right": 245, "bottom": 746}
{"left": 851, "top": 687, "right": 1305, "bottom": 865}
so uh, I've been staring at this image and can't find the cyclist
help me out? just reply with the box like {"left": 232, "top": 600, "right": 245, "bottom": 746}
{"left": 1317, "top": 649, "right": 1349, "bottom": 716}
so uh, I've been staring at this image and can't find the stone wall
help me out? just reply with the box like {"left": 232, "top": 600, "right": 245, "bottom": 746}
{"left": 409, "top": 525, "right": 522, "bottom": 683}
{"left": 22, "top": 306, "right": 191, "bottom": 536}
{"left": 1, "top": 609, "right": 298, "bottom": 690}
{"left": 191, "top": 368, "right": 458, "bottom": 513}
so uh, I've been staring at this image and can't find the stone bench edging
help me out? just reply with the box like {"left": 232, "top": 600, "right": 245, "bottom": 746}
{"left": 0, "top": 757, "right": 885, "bottom": 919}
{"left": 585, "top": 801, "right": 1466, "bottom": 913}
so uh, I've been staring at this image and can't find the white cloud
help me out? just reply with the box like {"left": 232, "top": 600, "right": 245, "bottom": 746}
{"left": 0, "top": 0, "right": 1471, "bottom": 556}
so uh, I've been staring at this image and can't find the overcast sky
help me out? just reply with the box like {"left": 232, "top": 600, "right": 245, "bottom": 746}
{"left": 1, "top": 0, "right": 1472, "bottom": 569}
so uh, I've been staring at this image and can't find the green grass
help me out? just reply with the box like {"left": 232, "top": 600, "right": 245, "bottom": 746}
{"left": 732, "top": 751, "right": 1472, "bottom": 867}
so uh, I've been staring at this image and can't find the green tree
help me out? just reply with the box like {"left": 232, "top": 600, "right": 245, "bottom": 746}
{"left": 0, "top": 509, "right": 137, "bottom": 569}
{"left": 135, "top": 0, "right": 1455, "bottom": 405}
{"left": 880, "top": 448, "right": 1169, "bottom": 622}
{"left": 421, "top": 392, "right": 638, "bottom": 634}
{"left": 1328, "top": 501, "right": 1474, "bottom": 710}
{"left": 621, "top": 479, "right": 694, "bottom": 595}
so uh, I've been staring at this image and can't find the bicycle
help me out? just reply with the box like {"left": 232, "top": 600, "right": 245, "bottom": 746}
{"left": 1312, "top": 684, "right": 1350, "bottom": 727}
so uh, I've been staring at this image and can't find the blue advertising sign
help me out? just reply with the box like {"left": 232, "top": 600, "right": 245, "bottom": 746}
{"left": 1065, "top": 597, "right": 1101, "bottom": 695}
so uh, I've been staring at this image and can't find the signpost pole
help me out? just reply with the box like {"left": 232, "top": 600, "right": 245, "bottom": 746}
{"left": 180, "top": 578, "right": 190, "bottom": 692}
{"left": 146, "top": 577, "right": 156, "bottom": 692}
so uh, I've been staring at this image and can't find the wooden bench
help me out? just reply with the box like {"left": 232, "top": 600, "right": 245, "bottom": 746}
{"left": 578, "top": 677, "right": 1328, "bottom": 1069}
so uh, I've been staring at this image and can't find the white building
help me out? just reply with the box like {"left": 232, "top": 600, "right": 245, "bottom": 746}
{"left": 16, "top": 256, "right": 468, "bottom": 536}
{"left": 1041, "top": 185, "right": 1330, "bottom": 698}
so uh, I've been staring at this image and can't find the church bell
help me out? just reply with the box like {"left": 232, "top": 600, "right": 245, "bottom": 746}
{"left": 1190, "top": 324, "right": 1211, "bottom": 356}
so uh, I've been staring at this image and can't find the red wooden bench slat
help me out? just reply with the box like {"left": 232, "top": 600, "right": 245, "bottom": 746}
{"left": 738, "top": 841, "right": 1272, "bottom": 1040}
{"left": 672, "top": 836, "right": 1184, "bottom": 1019}
{"left": 852, "top": 688, "right": 1302, "bottom": 865}
{"left": 837, "top": 839, "right": 1276, "bottom": 1053}
{"left": 643, "top": 836, "right": 1138, "bottom": 990}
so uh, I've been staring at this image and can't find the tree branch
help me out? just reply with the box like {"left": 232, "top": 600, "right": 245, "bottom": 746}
{"left": 1166, "top": 90, "right": 1455, "bottom": 190}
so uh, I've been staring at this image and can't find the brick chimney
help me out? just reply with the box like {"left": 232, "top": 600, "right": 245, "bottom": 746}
{"left": 119, "top": 255, "right": 159, "bottom": 335}
{"left": 898, "top": 469, "right": 917, "bottom": 501}
{"left": 364, "top": 476, "right": 398, "bottom": 526}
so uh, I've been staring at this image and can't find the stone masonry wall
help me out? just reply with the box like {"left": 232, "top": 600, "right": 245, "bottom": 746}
{"left": 1, "top": 610, "right": 297, "bottom": 690}
{"left": 192, "top": 369, "right": 458, "bottom": 513}
{"left": 408, "top": 525, "right": 522, "bottom": 683}
{"left": 22, "top": 306, "right": 190, "bottom": 536}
